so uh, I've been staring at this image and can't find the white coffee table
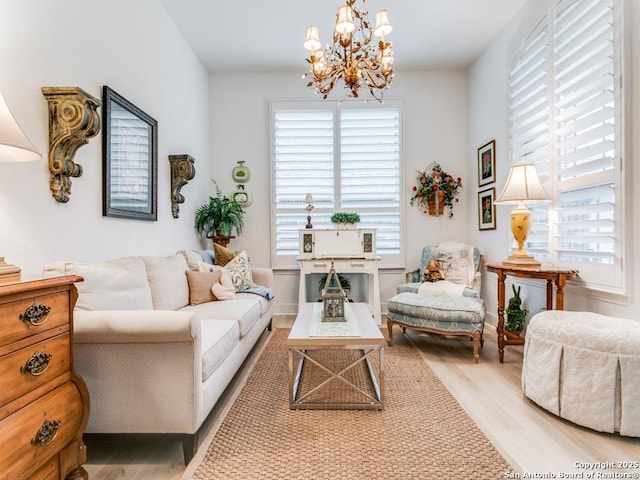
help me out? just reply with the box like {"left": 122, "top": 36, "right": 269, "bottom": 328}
{"left": 287, "top": 302, "right": 385, "bottom": 410}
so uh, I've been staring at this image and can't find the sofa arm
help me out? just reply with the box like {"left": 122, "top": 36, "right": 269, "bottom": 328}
{"left": 74, "top": 310, "right": 200, "bottom": 344}
{"left": 251, "top": 267, "right": 273, "bottom": 289}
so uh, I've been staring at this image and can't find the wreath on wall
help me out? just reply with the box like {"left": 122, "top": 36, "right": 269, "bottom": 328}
{"left": 410, "top": 163, "right": 462, "bottom": 218}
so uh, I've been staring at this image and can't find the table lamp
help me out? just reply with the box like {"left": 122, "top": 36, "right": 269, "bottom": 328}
{"left": 495, "top": 163, "right": 550, "bottom": 268}
{"left": 0, "top": 89, "right": 42, "bottom": 281}
{"left": 304, "top": 193, "right": 314, "bottom": 229}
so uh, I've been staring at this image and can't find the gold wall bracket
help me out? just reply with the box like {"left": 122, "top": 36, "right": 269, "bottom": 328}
{"left": 42, "top": 87, "right": 101, "bottom": 203}
{"left": 169, "top": 154, "right": 196, "bottom": 218}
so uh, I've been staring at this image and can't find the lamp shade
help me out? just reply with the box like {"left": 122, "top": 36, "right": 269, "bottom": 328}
{"left": 373, "top": 9, "right": 393, "bottom": 37}
{"left": 304, "top": 193, "right": 314, "bottom": 204}
{"left": 496, "top": 163, "right": 550, "bottom": 204}
{"left": 303, "top": 25, "right": 322, "bottom": 52}
{"left": 0, "top": 90, "right": 41, "bottom": 163}
{"left": 335, "top": 5, "right": 355, "bottom": 35}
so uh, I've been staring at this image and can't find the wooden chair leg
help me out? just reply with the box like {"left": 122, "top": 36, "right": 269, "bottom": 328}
{"left": 386, "top": 319, "right": 394, "bottom": 345}
{"left": 473, "top": 331, "right": 481, "bottom": 363}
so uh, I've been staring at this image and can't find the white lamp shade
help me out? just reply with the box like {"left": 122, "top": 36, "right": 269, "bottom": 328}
{"left": 373, "top": 9, "right": 393, "bottom": 37}
{"left": 304, "top": 193, "right": 314, "bottom": 203}
{"left": 0, "top": 90, "right": 41, "bottom": 163}
{"left": 496, "top": 163, "right": 550, "bottom": 204}
{"left": 303, "top": 25, "right": 322, "bottom": 52}
{"left": 335, "top": 5, "right": 355, "bottom": 35}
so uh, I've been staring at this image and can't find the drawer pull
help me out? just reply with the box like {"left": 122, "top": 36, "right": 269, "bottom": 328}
{"left": 21, "top": 351, "right": 52, "bottom": 376}
{"left": 32, "top": 419, "right": 62, "bottom": 446}
{"left": 20, "top": 302, "right": 52, "bottom": 326}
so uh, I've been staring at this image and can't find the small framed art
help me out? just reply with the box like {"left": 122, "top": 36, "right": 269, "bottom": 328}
{"left": 232, "top": 161, "right": 250, "bottom": 182}
{"left": 478, "top": 187, "right": 496, "bottom": 230}
{"left": 477, "top": 140, "right": 496, "bottom": 186}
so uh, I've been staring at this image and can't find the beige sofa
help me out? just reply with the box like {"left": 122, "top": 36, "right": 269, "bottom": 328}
{"left": 45, "top": 251, "right": 273, "bottom": 463}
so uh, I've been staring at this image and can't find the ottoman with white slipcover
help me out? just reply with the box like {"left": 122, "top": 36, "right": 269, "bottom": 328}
{"left": 522, "top": 310, "right": 640, "bottom": 436}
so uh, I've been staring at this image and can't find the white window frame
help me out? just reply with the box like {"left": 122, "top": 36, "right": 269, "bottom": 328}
{"left": 508, "top": 0, "right": 628, "bottom": 294}
{"left": 270, "top": 99, "right": 404, "bottom": 269}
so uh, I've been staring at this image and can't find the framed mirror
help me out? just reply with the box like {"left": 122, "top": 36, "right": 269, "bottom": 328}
{"left": 102, "top": 86, "right": 157, "bottom": 220}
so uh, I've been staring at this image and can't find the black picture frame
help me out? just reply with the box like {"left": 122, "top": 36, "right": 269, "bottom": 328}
{"left": 478, "top": 187, "right": 496, "bottom": 230}
{"left": 102, "top": 86, "right": 158, "bottom": 221}
{"left": 477, "top": 140, "right": 496, "bottom": 187}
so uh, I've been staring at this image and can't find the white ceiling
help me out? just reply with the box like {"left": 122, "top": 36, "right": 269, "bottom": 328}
{"left": 158, "top": 0, "right": 528, "bottom": 73}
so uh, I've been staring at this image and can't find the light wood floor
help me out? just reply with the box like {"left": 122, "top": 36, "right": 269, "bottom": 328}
{"left": 84, "top": 322, "right": 640, "bottom": 479}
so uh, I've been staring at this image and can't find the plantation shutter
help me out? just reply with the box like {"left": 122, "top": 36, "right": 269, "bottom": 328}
{"left": 509, "top": 22, "right": 551, "bottom": 261}
{"left": 508, "top": 0, "right": 623, "bottom": 291}
{"left": 273, "top": 106, "right": 334, "bottom": 257}
{"left": 553, "top": 0, "right": 619, "bottom": 287}
{"left": 271, "top": 100, "right": 402, "bottom": 267}
{"left": 109, "top": 102, "right": 153, "bottom": 210}
{"left": 340, "top": 106, "right": 401, "bottom": 256}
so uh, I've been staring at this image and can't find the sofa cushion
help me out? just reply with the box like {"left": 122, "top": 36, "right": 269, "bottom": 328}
{"left": 200, "top": 319, "right": 240, "bottom": 382}
{"left": 224, "top": 250, "right": 256, "bottom": 291}
{"left": 180, "top": 298, "right": 261, "bottom": 337}
{"left": 236, "top": 292, "right": 271, "bottom": 316}
{"left": 44, "top": 257, "right": 153, "bottom": 311}
{"left": 143, "top": 254, "right": 190, "bottom": 310}
{"left": 186, "top": 270, "right": 221, "bottom": 305}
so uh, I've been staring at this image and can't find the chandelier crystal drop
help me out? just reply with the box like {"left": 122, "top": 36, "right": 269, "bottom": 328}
{"left": 303, "top": 0, "right": 394, "bottom": 102}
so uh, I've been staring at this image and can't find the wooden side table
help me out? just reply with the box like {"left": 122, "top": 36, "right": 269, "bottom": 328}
{"left": 485, "top": 263, "right": 579, "bottom": 363}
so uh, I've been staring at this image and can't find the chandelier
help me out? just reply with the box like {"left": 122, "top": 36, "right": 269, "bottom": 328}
{"left": 303, "top": 0, "right": 394, "bottom": 102}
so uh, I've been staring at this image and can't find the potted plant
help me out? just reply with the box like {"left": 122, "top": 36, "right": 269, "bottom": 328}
{"left": 410, "top": 162, "right": 462, "bottom": 218}
{"left": 195, "top": 180, "right": 245, "bottom": 239}
{"left": 330, "top": 212, "right": 360, "bottom": 229}
{"left": 505, "top": 285, "right": 527, "bottom": 334}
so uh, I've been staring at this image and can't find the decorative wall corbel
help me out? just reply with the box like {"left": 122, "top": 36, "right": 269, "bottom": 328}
{"left": 169, "top": 154, "right": 196, "bottom": 218}
{"left": 42, "top": 87, "right": 101, "bottom": 203}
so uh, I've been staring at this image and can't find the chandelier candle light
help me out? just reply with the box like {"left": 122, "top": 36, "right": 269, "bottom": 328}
{"left": 303, "top": 0, "right": 394, "bottom": 102}
{"left": 495, "top": 163, "right": 551, "bottom": 268}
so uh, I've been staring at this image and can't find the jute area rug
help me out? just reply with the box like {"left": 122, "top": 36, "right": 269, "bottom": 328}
{"left": 189, "top": 328, "right": 511, "bottom": 479}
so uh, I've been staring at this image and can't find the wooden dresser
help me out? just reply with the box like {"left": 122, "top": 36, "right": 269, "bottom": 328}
{"left": 0, "top": 275, "right": 89, "bottom": 480}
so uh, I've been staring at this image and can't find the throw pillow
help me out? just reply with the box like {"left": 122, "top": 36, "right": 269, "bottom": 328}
{"left": 213, "top": 243, "right": 237, "bottom": 266}
{"left": 186, "top": 270, "right": 221, "bottom": 305}
{"left": 432, "top": 243, "right": 475, "bottom": 287}
{"left": 224, "top": 250, "right": 256, "bottom": 291}
{"left": 142, "top": 254, "right": 190, "bottom": 310}
{"left": 177, "top": 249, "right": 203, "bottom": 271}
{"left": 197, "top": 262, "right": 237, "bottom": 300}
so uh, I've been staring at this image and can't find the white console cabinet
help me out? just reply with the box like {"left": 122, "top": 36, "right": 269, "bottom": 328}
{"left": 297, "top": 229, "right": 381, "bottom": 325}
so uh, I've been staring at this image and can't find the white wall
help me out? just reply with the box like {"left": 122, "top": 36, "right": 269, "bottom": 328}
{"left": 0, "top": 0, "right": 211, "bottom": 274}
{"left": 468, "top": 0, "right": 640, "bottom": 322}
{"left": 209, "top": 70, "right": 470, "bottom": 315}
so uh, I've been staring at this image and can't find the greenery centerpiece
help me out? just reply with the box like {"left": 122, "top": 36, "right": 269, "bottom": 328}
{"left": 330, "top": 212, "right": 360, "bottom": 229}
{"left": 195, "top": 180, "right": 245, "bottom": 238}
{"left": 410, "top": 162, "right": 462, "bottom": 218}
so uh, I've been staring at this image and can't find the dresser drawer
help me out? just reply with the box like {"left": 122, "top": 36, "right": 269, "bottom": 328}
{"left": 0, "top": 381, "right": 84, "bottom": 479}
{"left": 0, "top": 333, "right": 71, "bottom": 407}
{"left": 0, "top": 292, "right": 70, "bottom": 346}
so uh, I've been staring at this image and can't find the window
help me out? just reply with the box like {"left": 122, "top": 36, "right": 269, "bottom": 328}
{"left": 271, "top": 100, "right": 402, "bottom": 268}
{"left": 508, "top": 0, "right": 624, "bottom": 291}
